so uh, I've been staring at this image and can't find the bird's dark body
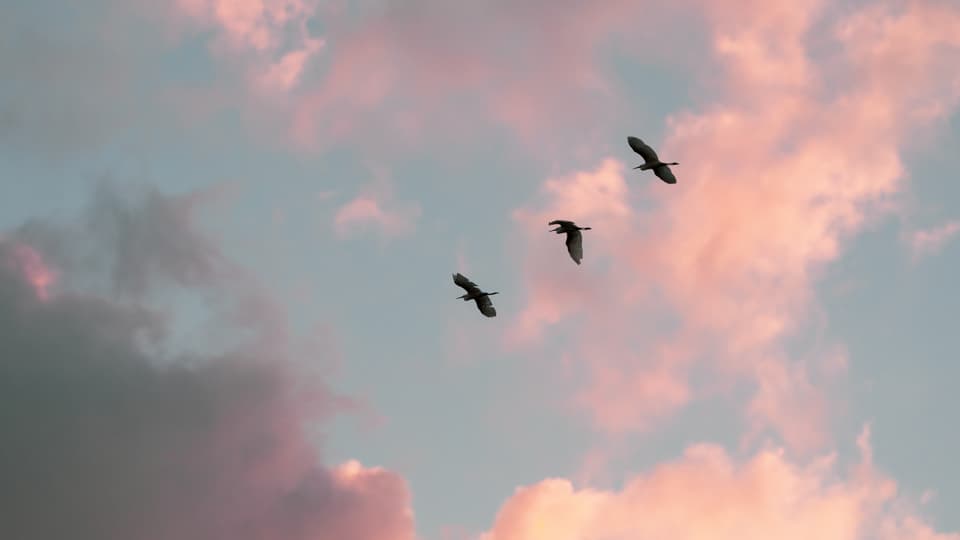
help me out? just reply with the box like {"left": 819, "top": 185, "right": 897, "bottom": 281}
{"left": 452, "top": 272, "right": 498, "bottom": 317}
{"left": 549, "top": 220, "right": 591, "bottom": 265}
{"left": 627, "top": 136, "right": 678, "bottom": 184}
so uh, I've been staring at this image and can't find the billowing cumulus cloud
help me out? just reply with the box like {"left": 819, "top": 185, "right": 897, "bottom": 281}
{"left": 481, "top": 427, "right": 957, "bottom": 540}
{"left": 5, "top": 0, "right": 960, "bottom": 536}
{"left": 508, "top": 0, "right": 960, "bottom": 451}
{"left": 0, "top": 186, "right": 416, "bottom": 540}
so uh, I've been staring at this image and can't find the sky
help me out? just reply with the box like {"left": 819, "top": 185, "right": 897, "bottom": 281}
{"left": 1, "top": 0, "right": 959, "bottom": 539}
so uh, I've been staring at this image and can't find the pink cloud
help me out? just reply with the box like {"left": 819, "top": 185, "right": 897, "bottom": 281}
{"left": 504, "top": 159, "right": 696, "bottom": 434}
{"left": 482, "top": 426, "right": 957, "bottom": 540}
{"left": 289, "top": 1, "right": 696, "bottom": 154}
{"left": 161, "top": 1, "right": 698, "bottom": 155}
{"left": 175, "top": 0, "right": 324, "bottom": 92}
{"left": 333, "top": 183, "right": 421, "bottom": 239}
{"left": 906, "top": 220, "right": 960, "bottom": 260}
{"left": 258, "top": 37, "right": 324, "bottom": 92}
{"left": 0, "top": 198, "right": 418, "bottom": 540}
{"left": 314, "top": 460, "right": 417, "bottom": 540}
{"left": 507, "top": 159, "right": 633, "bottom": 346}
{"left": 2, "top": 241, "right": 57, "bottom": 301}
{"left": 507, "top": 0, "right": 960, "bottom": 450}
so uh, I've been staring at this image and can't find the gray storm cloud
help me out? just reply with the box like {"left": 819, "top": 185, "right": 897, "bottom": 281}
{"left": 0, "top": 185, "right": 415, "bottom": 540}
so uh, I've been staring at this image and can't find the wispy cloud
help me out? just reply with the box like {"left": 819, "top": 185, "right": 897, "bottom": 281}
{"left": 905, "top": 220, "right": 960, "bottom": 261}
{"left": 289, "top": 0, "right": 684, "bottom": 153}
{"left": 333, "top": 181, "right": 421, "bottom": 239}
{"left": 175, "top": 0, "right": 324, "bottom": 93}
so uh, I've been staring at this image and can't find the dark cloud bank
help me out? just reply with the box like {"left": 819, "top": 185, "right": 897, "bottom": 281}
{"left": 0, "top": 185, "right": 415, "bottom": 540}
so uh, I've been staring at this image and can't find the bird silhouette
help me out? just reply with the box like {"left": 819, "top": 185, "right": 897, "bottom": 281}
{"left": 628, "top": 136, "right": 678, "bottom": 184}
{"left": 549, "top": 220, "right": 592, "bottom": 265}
{"left": 452, "top": 272, "right": 499, "bottom": 317}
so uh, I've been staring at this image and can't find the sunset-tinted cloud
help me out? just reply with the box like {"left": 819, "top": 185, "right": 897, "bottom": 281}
{"left": 334, "top": 181, "right": 421, "bottom": 239}
{"left": 175, "top": 0, "right": 324, "bottom": 92}
{"left": 4, "top": 0, "right": 960, "bottom": 537}
{"left": 0, "top": 187, "right": 415, "bottom": 540}
{"left": 906, "top": 220, "right": 960, "bottom": 260}
{"left": 2, "top": 242, "right": 57, "bottom": 300}
{"left": 287, "top": 1, "right": 688, "bottom": 152}
{"left": 507, "top": 0, "right": 960, "bottom": 452}
{"left": 482, "top": 426, "right": 955, "bottom": 540}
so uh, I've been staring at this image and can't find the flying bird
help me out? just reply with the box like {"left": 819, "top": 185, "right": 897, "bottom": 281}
{"left": 549, "top": 220, "right": 592, "bottom": 265}
{"left": 453, "top": 272, "right": 499, "bottom": 317}
{"left": 627, "top": 136, "right": 678, "bottom": 184}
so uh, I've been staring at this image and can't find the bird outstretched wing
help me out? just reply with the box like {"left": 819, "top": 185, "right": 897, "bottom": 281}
{"left": 453, "top": 272, "right": 483, "bottom": 295}
{"left": 627, "top": 136, "right": 659, "bottom": 164}
{"left": 549, "top": 219, "right": 576, "bottom": 228}
{"left": 474, "top": 295, "right": 497, "bottom": 317}
{"left": 565, "top": 229, "right": 583, "bottom": 264}
{"left": 653, "top": 165, "right": 677, "bottom": 184}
